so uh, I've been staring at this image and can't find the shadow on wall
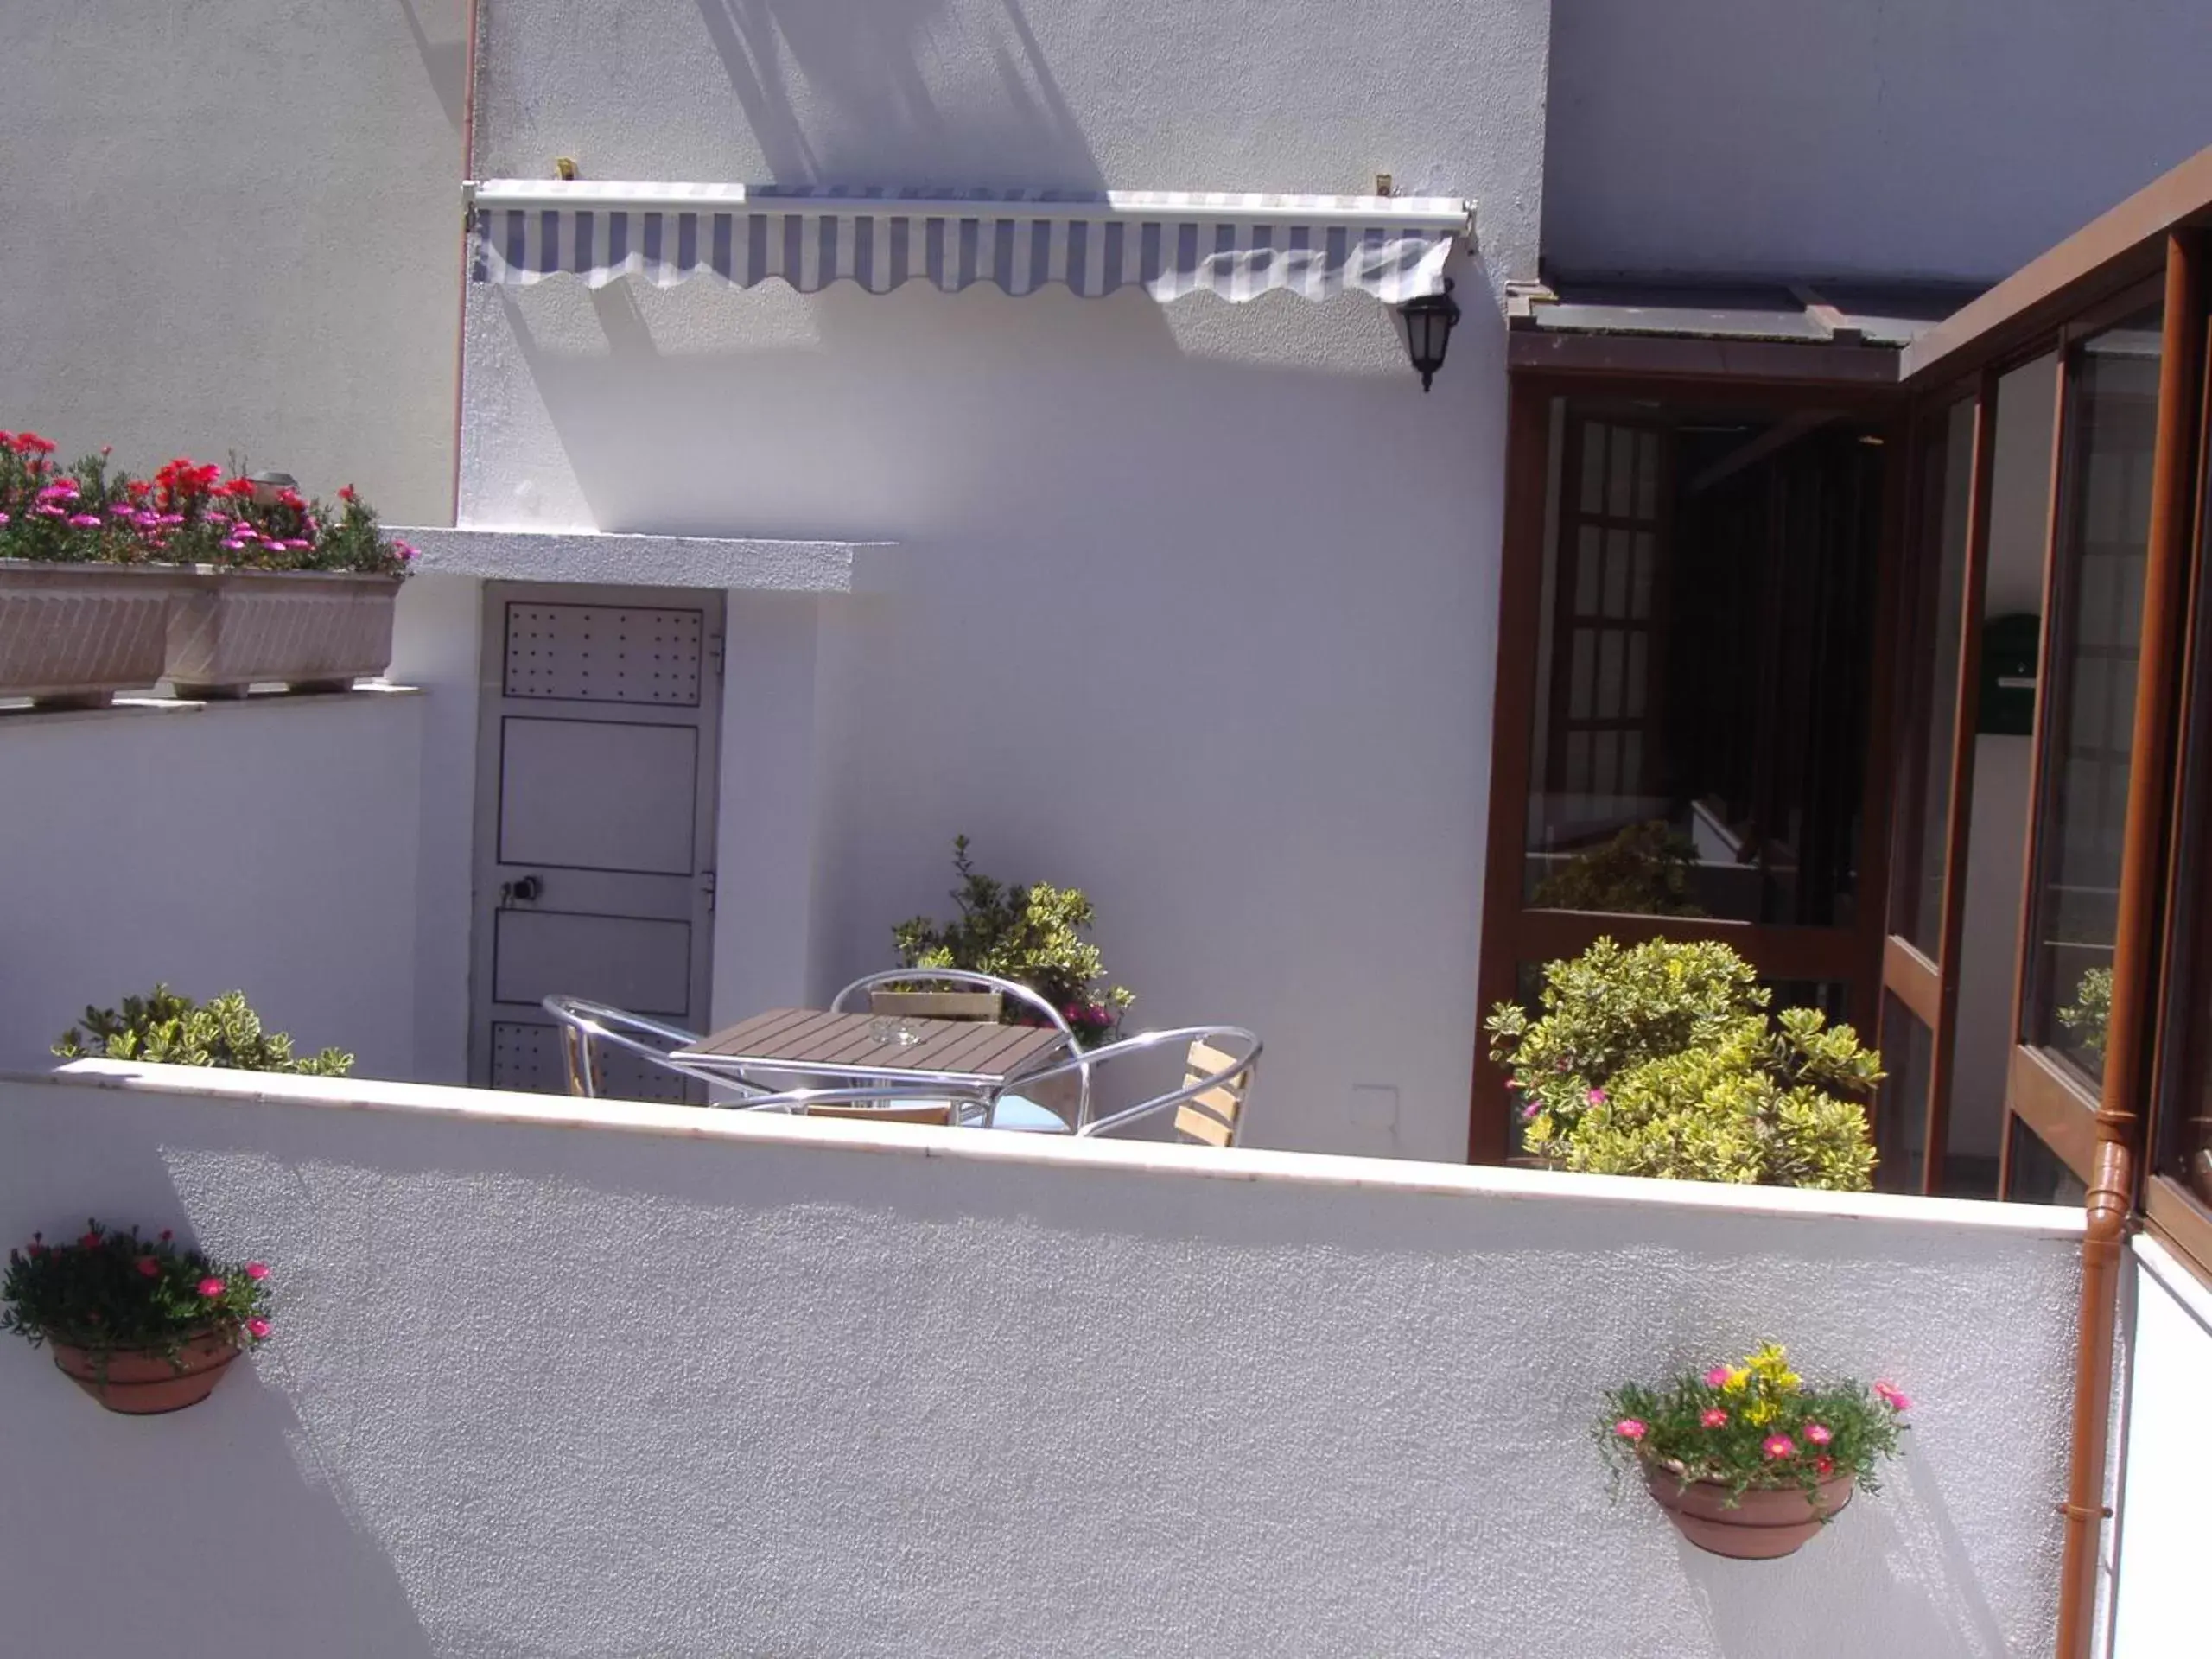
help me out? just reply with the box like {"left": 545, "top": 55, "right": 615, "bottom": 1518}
{"left": 694, "top": 0, "right": 1099, "bottom": 188}
{"left": 1679, "top": 1460, "right": 2015, "bottom": 1658}
{"left": 0, "top": 1141, "right": 433, "bottom": 1656}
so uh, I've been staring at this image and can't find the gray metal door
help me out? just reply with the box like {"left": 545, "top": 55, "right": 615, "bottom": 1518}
{"left": 469, "top": 583, "right": 722, "bottom": 1100}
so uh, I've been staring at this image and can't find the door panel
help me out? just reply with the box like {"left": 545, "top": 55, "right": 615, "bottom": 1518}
{"left": 498, "top": 718, "right": 700, "bottom": 874}
{"left": 492, "top": 910, "right": 695, "bottom": 1015}
{"left": 470, "top": 583, "right": 723, "bottom": 1097}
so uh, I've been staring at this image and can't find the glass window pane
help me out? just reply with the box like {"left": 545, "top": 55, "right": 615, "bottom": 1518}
{"left": 1874, "top": 995, "right": 1931, "bottom": 1193}
{"left": 1524, "top": 404, "right": 1882, "bottom": 922}
{"left": 2006, "top": 1116, "right": 2088, "bottom": 1205}
{"left": 1893, "top": 399, "right": 1978, "bottom": 957}
{"left": 2027, "top": 306, "right": 2164, "bottom": 1080}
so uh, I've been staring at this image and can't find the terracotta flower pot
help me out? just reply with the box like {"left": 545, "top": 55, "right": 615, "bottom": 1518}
{"left": 48, "top": 1330, "right": 242, "bottom": 1415}
{"left": 1643, "top": 1465, "right": 1856, "bottom": 1560}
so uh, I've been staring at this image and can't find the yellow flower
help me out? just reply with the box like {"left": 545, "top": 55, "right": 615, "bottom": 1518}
{"left": 1722, "top": 1368, "right": 1751, "bottom": 1393}
{"left": 1743, "top": 1344, "right": 1802, "bottom": 1392}
{"left": 1745, "top": 1397, "right": 1780, "bottom": 1426}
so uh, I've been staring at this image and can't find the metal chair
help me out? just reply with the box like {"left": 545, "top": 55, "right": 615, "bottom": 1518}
{"left": 1009, "top": 1026, "right": 1261, "bottom": 1146}
{"left": 541, "top": 995, "right": 772, "bottom": 1103}
{"left": 830, "top": 968, "right": 1090, "bottom": 1130}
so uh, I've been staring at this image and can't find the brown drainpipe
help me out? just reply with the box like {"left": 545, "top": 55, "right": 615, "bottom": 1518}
{"left": 2052, "top": 227, "right": 2203, "bottom": 1659}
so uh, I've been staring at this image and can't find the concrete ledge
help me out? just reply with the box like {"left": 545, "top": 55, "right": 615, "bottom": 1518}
{"left": 0, "top": 683, "right": 422, "bottom": 726}
{"left": 30, "top": 1058, "right": 2088, "bottom": 1238}
{"left": 391, "top": 525, "right": 895, "bottom": 593}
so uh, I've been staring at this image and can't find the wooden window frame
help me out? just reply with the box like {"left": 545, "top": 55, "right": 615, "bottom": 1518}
{"left": 1471, "top": 372, "right": 1906, "bottom": 1163}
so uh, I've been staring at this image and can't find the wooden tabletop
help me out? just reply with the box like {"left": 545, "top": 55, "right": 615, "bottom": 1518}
{"left": 674, "top": 1007, "right": 1070, "bottom": 1085}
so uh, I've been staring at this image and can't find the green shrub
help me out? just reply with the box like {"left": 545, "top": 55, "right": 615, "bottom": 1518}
{"left": 893, "top": 836, "right": 1134, "bottom": 1048}
{"left": 1531, "top": 821, "right": 1706, "bottom": 917}
{"left": 2056, "top": 964, "right": 2112, "bottom": 1058}
{"left": 1485, "top": 938, "right": 1879, "bottom": 1190}
{"left": 54, "top": 984, "right": 352, "bottom": 1076}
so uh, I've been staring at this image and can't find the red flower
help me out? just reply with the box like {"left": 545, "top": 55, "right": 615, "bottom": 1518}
{"left": 337, "top": 484, "right": 357, "bottom": 503}
{"left": 1815, "top": 1455, "right": 1835, "bottom": 1476}
{"left": 135, "top": 1255, "right": 159, "bottom": 1277}
{"left": 216, "top": 477, "right": 256, "bottom": 499}
{"left": 79, "top": 1229, "right": 101, "bottom": 1248}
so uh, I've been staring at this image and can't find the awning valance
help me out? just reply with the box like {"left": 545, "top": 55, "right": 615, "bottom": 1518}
{"left": 466, "top": 181, "right": 1471, "bottom": 304}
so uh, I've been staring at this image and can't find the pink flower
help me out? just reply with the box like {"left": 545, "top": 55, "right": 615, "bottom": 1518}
{"left": 196, "top": 1275, "right": 226, "bottom": 1297}
{"left": 220, "top": 540, "right": 246, "bottom": 551}
{"left": 245, "top": 1317, "right": 271, "bottom": 1340}
{"left": 1762, "top": 1433, "right": 1796, "bottom": 1460}
{"left": 67, "top": 514, "right": 102, "bottom": 528}
{"left": 245, "top": 1262, "right": 269, "bottom": 1281}
{"left": 1586, "top": 1088, "right": 1607, "bottom": 1106}
{"left": 135, "top": 1255, "right": 159, "bottom": 1277}
{"left": 1700, "top": 1408, "right": 1728, "bottom": 1428}
{"left": 0, "top": 512, "right": 10, "bottom": 525}
{"left": 1874, "top": 1381, "right": 1913, "bottom": 1413}
{"left": 1520, "top": 1102, "right": 1540, "bottom": 1121}
{"left": 1613, "top": 1419, "right": 1648, "bottom": 1442}
{"left": 1703, "top": 1366, "right": 1732, "bottom": 1388}
{"left": 1805, "top": 1422, "right": 1832, "bottom": 1446}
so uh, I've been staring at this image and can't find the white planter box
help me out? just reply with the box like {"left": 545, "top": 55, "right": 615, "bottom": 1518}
{"left": 166, "top": 569, "right": 402, "bottom": 697}
{"left": 0, "top": 560, "right": 194, "bottom": 708}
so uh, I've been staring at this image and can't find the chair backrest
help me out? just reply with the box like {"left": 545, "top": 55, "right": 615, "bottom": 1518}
{"left": 835, "top": 969, "right": 1090, "bottom": 1125}
{"left": 804, "top": 1100, "right": 955, "bottom": 1126}
{"left": 1015, "top": 1026, "right": 1259, "bottom": 1146}
{"left": 866, "top": 987, "right": 1004, "bottom": 1022}
{"left": 540, "top": 995, "right": 735, "bottom": 1101}
{"left": 1173, "top": 1035, "right": 1257, "bottom": 1147}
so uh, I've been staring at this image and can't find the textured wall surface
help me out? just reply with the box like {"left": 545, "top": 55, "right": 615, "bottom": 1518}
{"left": 2112, "top": 1239, "right": 2212, "bottom": 1658}
{"left": 0, "top": 1066, "right": 2083, "bottom": 1657}
{"left": 454, "top": 0, "right": 1553, "bottom": 1161}
{"left": 0, "top": 697, "right": 424, "bottom": 1077}
{"left": 0, "top": 0, "right": 466, "bottom": 521}
{"left": 1543, "top": 0, "right": 2212, "bottom": 281}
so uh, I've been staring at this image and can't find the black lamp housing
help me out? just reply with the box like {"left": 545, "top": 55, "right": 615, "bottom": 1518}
{"left": 1397, "top": 278, "right": 1461, "bottom": 392}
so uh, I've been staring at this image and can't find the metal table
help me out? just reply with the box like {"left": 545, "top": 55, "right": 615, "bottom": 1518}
{"left": 673, "top": 1007, "right": 1074, "bottom": 1131}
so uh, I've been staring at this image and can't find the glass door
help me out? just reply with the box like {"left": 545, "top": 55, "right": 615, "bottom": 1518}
{"left": 1473, "top": 383, "right": 1900, "bottom": 1163}
{"left": 1878, "top": 355, "right": 2063, "bottom": 1195}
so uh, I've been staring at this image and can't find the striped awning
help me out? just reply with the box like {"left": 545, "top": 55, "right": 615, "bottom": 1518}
{"left": 466, "top": 181, "right": 1471, "bottom": 305}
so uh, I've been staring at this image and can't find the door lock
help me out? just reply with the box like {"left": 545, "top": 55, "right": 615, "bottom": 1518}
{"left": 501, "top": 874, "right": 543, "bottom": 906}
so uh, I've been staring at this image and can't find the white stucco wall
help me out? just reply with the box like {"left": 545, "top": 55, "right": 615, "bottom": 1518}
{"left": 0, "top": 696, "right": 426, "bottom": 1078}
{"left": 0, "top": 1065, "right": 2082, "bottom": 1657}
{"left": 1543, "top": 1, "right": 2212, "bottom": 282}
{"left": 454, "top": 0, "right": 1553, "bottom": 1160}
{"left": 0, "top": 0, "right": 467, "bottom": 522}
{"left": 2111, "top": 1237, "right": 2212, "bottom": 1659}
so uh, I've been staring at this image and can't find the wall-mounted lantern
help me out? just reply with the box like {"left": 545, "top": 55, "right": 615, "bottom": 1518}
{"left": 1397, "top": 278, "right": 1461, "bottom": 392}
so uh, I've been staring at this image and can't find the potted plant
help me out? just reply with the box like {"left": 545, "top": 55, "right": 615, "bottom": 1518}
{"left": 157, "top": 467, "right": 416, "bottom": 697}
{"left": 891, "top": 836, "right": 1135, "bottom": 1048}
{"left": 0, "top": 432, "right": 416, "bottom": 706}
{"left": 54, "top": 983, "right": 353, "bottom": 1074}
{"left": 3, "top": 1220, "right": 273, "bottom": 1414}
{"left": 1601, "top": 1344, "right": 1910, "bottom": 1559}
{"left": 1485, "top": 937, "right": 1882, "bottom": 1188}
{"left": 0, "top": 432, "right": 198, "bottom": 708}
